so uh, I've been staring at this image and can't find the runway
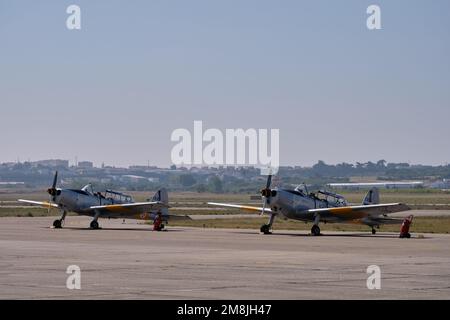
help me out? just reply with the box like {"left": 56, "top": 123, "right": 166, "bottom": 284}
{"left": 0, "top": 216, "right": 449, "bottom": 299}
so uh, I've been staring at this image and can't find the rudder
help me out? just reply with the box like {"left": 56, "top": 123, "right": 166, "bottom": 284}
{"left": 363, "top": 187, "right": 380, "bottom": 205}
{"left": 150, "top": 188, "right": 169, "bottom": 215}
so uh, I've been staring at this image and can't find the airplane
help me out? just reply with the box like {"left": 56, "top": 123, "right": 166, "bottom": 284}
{"left": 18, "top": 171, "right": 189, "bottom": 230}
{"left": 208, "top": 175, "right": 414, "bottom": 238}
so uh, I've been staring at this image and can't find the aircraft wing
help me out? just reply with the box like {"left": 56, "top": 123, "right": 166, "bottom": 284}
{"left": 18, "top": 199, "right": 59, "bottom": 208}
{"left": 89, "top": 201, "right": 169, "bottom": 214}
{"left": 208, "top": 202, "right": 272, "bottom": 214}
{"left": 304, "top": 203, "right": 410, "bottom": 221}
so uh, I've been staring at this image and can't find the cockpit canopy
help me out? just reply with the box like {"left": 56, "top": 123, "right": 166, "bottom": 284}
{"left": 294, "top": 183, "right": 309, "bottom": 195}
{"left": 81, "top": 183, "right": 94, "bottom": 195}
{"left": 315, "top": 189, "right": 347, "bottom": 206}
{"left": 293, "top": 184, "right": 347, "bottom": 206}
{"left": 79, "top": 184, "right": 133, "bottom": 203}
{"left": 104, "top": 189, "right": 133, "bottom": 203}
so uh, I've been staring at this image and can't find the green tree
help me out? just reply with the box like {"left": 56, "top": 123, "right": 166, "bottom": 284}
{"left": 208, "top": 176, "right": 223, "bottom": 193}
{"left": 196, "top": 183, "right": 207, "bottom": 193}
{"left": 179, "top": 174, "right": 196, "bottom": 187}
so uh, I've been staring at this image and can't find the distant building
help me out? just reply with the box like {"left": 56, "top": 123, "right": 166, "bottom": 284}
{"left": 120, "top": 175, "right": 158, "bottom": 183}
{"left": 129, "top": 165, "right": 158, "bottom": 170}
{"left": 429, "top": 179, "right": 450, "bottom": 190}
{"left": 327, "top": 181, "right": 424, "bottom": 190}
{"left": 77, "top": 161, "right": 93, "bottom": 168}
{"left": 0, "top": 182, "right": 25, "bottom": 185}
{"left": 33, "top": 159, "right": 69, "bottom": 168}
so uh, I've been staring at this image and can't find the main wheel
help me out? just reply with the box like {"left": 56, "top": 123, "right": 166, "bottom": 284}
{"left": 53, "top": 219, "right": 62, "bottom": 229}
{"left": 311, "top": 225, "right": 320, "bottom": 236}
{"left": 90, "top": 220, "right": 99, "bottom": 229}
{"left": 260, "top": 224, "right": 271, "bottom": 234}
{"left": 371, "top": 228, "right": 376, "bottom": 235}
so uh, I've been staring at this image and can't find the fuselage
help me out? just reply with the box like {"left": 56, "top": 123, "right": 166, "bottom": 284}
{"left": 54, "top": 188, "right": 132, "bottom": 215}
{"left": 267, "top": 188, "right": 346, "bottom": 222}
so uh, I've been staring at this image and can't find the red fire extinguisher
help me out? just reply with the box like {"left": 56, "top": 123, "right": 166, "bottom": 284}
{"left": 399, "top": 215, "right": 413, "bottom": 238}
{"left": 153, "top": 213, "right": 163, "bottom": 231}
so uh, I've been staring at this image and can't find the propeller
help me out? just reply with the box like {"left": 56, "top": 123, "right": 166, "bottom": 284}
{"left": 47, "top": 171, "right": 60, "bottom": 202}
{"left": 260, "top": 174, "right": 272, "bottom": 216}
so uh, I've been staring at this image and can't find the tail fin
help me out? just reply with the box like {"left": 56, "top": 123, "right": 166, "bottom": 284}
{"left": 150, "top": 188, "right": 169, "bottom": 215}
{"left": 363, "top": 187, "right": 380, "bottom": 205}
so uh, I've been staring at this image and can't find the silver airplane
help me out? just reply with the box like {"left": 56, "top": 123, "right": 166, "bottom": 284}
{"left": 18, "top": 171, "right": 188, "bottom": 230}
{"left": 209, "top": 175, "right": 413, "bottom": 237}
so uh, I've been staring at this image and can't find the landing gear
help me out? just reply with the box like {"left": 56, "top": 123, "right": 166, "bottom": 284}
{"left": 311, "top": 225, "right": 321, "bottom": 236}
{"left": 260, "top": 214, "right": 275, "bottom": 234}
{"left": 90, "top": 210, "right": 101, "bottom": 229}
{"left": 53, "top": 219, "right": 63, "bottom": 228}
{"left": 90, "top": 220, "right": 100, "bottom": 229}
{"left": 260, "top": 224, "right": 271, "bottom": 234}
{"left": 311, "top": 214, "right": 321, "bottom": 236}
{"left": 371, "top": 228, "right": 377, "bottom": 235}
{"left": 52, "top": 210, "right": 67, "bottom": 229}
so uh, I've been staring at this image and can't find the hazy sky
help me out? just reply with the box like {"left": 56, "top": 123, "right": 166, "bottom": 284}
{"left": 1, "top": 0, "right": 449, "bottom": 167}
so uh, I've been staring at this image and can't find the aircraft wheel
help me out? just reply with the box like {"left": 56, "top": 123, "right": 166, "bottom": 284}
{"left": 90, "top": 220, "right": 99, "bottom": 229}
{"left": 260, "top": 224, "right": 271, "bottom": 234}
{"left": 311, "top": 225, "right": 320, "bottom": 236}
{"left": 371, "top": 228, "right": 376, "bottom": 235}
{"left": 53, "top": 219, "right": 62, "bottom": 229}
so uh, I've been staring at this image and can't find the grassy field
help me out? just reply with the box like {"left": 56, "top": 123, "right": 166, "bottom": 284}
{"left": 1, "top": 189, "right": 450, "bottom": 233}
{"left": 2, "top": 188, "right": 450, "bottom": 206}
{"left": 334, "top": 189, "right": 450, "bottom": 209}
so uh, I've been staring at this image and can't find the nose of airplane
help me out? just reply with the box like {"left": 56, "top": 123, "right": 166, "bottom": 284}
{"left": 51, "top": 189, "right": 62, "bottom": 204}
{"left": 47, "top": 187, "right": 61, "bottom": 198}
{"left": 47, "top": 171, "right": 60, "bottom": 202}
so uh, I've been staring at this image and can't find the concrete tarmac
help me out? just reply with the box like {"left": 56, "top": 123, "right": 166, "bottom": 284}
{"left": 0, "top": 216, "right": 449, "bottom": 299}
